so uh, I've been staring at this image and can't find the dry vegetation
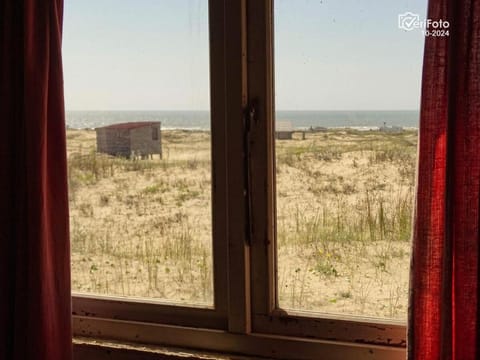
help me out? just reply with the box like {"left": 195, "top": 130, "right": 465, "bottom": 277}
{"left": 68, "top": 129, "right": 213, "bottom": 303}
{"left": 67, "top": 128, "right": 417, "bottom": 319}
{"left": 276, "top": 129, "right": 417, "bottom": 319}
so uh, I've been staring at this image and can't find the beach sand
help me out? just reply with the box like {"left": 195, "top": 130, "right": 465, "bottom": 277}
{"left": 67, "top": 128, "right": 417, "bottom": 320}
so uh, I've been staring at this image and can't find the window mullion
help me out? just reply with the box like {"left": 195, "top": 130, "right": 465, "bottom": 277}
{"left": 224, "top": 0, "right": 251, "bottom": 334}
{"left": 246, "top": 0, "right": 277, "bottom": 317}
{"left": 209, "top": 0, "right": 229, "bottom": 320}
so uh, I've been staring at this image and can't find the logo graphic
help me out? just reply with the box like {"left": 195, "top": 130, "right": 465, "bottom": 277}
{"left": 398, "top": 12, "right": 420, "bottom": 31}
{"left": 398, "top": 12, "right": 450, "bottom": 36}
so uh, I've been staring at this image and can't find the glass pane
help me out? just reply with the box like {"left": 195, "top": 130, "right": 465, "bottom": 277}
{"left": 64, "top": 1, "right": 213, "bottom": 305}
{"left": 275, "top": 0, "right": 427, "bottom": 319}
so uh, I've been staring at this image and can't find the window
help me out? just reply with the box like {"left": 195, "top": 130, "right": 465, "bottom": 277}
{"left": 152, "top": 126, "right": 158, "bottom": 141}
{"left": 274, "top": 1, "right": 424, "bottom": 320}
{"left": 65, "top": 0, "right": 221, "bottom": 307}
{"left": 68, "top": 0, "right": 424, "bottom": 358}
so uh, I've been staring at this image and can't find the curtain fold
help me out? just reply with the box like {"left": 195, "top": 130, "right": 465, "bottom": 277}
{"left": 0, "top": 1, "right": 72, "bottom": 359}
{"left": 409, "top": 0, "right": 480, "bottom": 359}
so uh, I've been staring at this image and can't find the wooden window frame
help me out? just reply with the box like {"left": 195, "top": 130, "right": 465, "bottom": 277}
{"left": 72, "top": 0, "right": 407, "bottom": 358}
{"left": 72, "top": 0, "right": 229, "bottom": 332}
{"left": 247, "top": 0, "right": 407, "bottom": 349}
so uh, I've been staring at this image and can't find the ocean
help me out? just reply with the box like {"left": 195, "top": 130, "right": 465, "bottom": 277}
{"left": 66, "top": 110, "right": 419, "bottom": 130}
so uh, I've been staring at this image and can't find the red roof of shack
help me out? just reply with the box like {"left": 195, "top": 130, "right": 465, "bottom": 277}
{"left": 97, "top": 121, "right": 160, "bottom": 130}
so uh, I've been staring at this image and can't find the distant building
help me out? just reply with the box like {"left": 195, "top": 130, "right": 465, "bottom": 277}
{"left": 379, "top": 122, "right": 404, "bottom": 133}
{"left": 310, "top": 126, "right": 328, "bottom": 132}
{"left": 276, "top": 120, "right": 294, "bottom": 140}
{"left": 95, "top": 122, "right": 162, "bottom": 158}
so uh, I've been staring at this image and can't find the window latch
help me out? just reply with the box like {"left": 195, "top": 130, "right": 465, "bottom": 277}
{"left": 245, "top": 100, "right": 257, "bottom": 132}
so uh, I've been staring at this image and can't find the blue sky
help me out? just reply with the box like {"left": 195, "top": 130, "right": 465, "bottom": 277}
{"left": 62, "top": 0, "right": 427, "bottom": 111}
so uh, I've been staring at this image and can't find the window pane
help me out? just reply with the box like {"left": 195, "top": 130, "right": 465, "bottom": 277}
{"left": 275, "top": 0, "right": 426, "bottom": 319}
{"left": 64, "top": 1, "right": 213, "bottom": 305}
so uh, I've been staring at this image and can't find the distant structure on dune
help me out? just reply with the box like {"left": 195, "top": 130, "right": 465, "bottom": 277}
{"left": 309, "top": 126, "right": 327, "bottom": 132}
{"left": 276, "top": 120, "right": 294, "bottom": 140}
{"left": 275, "top": 120, "right": 306, "bottom": 140}
{"left": 379, "top": 122, "right": 404, "bottom": 133}
{"left": 95, "top": 121, "right": 162, "bottom": 159}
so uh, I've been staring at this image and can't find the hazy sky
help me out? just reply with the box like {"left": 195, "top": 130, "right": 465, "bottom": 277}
{"left": 62, "top": 0, "right": 427, "bottom": 111}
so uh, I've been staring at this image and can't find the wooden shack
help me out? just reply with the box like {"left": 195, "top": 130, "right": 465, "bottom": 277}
{"left": 275, "top": 120, "right": 294, "bottom": 140}
{"left": 95, "top": 121, "right": 162, "bottom": 158}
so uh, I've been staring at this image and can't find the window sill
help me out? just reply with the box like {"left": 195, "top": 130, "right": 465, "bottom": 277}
{"left": 73, "top": 316, "right": 406, "bottom": 360}
{"left": 73, "top": 337, "right": 267, "bottom": 360}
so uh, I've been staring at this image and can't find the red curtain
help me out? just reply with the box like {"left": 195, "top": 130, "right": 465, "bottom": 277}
{"left": 0, "top": 1, "right": 72, "bottom": 359}
{"left": 409, "top": 0, "right": 480, "bottom": 359}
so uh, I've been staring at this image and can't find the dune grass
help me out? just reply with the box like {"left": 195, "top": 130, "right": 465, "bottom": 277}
{"left": 67, "top": 128, "right": 417, "bottom": 318}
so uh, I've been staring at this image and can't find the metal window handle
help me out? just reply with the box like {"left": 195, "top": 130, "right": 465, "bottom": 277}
{"left": 245, "top": 99, "right": 258, "bottom": 131}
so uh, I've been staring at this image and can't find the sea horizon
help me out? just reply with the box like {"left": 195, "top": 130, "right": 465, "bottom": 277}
{"left": 66, "top": 110, "right": 420, "bottom": 131}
